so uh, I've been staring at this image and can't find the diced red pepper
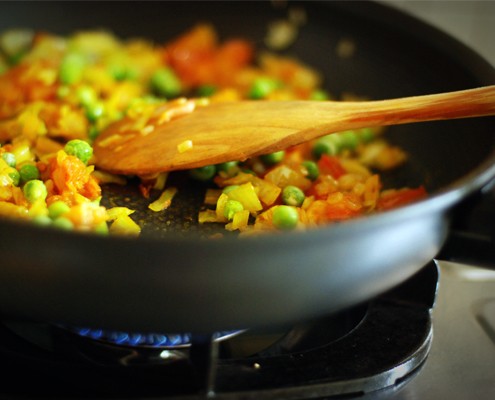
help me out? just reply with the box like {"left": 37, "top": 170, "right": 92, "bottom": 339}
{"left": 306, "top": 193, "right": 363, "bottom": 223}
{"left": 376, "top": 186, "right": 427, "bottom": 211}
{"left": 317, "top": 154, "right": 346, "bottom": 179}
{"left": 163, "top": 24, "right": 253, "bottom": 87}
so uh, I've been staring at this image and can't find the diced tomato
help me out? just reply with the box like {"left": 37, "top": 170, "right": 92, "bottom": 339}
{"left": 0, "top": 62, "right": 58, "bottom": 119}
{"left": 81, "top": 175, "right": 102, "bottom": 200}
{"left": 317, "top": 155, "right": 346, "bottom": 179}
{"left": 217, "top": 39, "right": 253, "bottom": 68}
{"left": 48, "top": 151, "right": 101, "bottom": 202}
{"left": 325, "top": 203, "right": 361, "bottom": 220}
{"left": 326, "top": 192, "right": 362, "bottom": 220}
{"left": 163, "top": 24, "right": 253, "bottom": 87}
{"left": 214, "top": 39, "right": 253, "bottom": 86}
{"left": 306, "top": 176, "right": 337, "bottom": 200}
{"left": 306, "top": 193, "right": 363, "bottom": 223}
{"left": 162, "top": 25, "right": 216, "bottom": 86}
{"left": 376, "top": 186, "right": 427, "bottom": 211}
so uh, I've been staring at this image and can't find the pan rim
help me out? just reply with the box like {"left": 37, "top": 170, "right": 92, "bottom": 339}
{"left": 1, "top": 146, "right": 494, "bottom": 248}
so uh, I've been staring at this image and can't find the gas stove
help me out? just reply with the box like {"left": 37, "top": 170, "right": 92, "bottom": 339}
{"left": 1, "top": 186, "right": 495, "bottom": 400}
{"left": 2, "top": 186, "right": 494, "bottom": 399}
{"left": 0, "top": 258, "right": 494, "bottom": 399}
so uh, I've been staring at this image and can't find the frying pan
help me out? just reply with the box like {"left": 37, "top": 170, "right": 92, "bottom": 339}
{"left": 0, "top": 1, "right": 494, "bottom": 334}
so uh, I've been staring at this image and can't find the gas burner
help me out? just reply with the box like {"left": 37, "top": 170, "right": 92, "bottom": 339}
{"left": 0, "top": 262, "right": 438, "bottom": 399}
{"left": 62, "top": 326, "right": 244, "bottom": 348}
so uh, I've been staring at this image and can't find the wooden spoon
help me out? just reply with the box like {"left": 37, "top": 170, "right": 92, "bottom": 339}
{"left": 93, "top": 85, "right": 495, "bottom": 175}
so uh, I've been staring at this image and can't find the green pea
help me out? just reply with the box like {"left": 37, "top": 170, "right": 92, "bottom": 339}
{"left": 301, "top": 160, "right": 319, "bottom": 181}
{"left": 64, "top": 139, "right": 93, "bottom": 165}
{"left": 260, "top": 151, "right": 285, "bottom": 165}
{"left": 359, "top": 127, "right": 375, "bottom": 143}
{"left": 223, "top": 199, "right": 244, "bottom": 220}
{"left": 241, "top": 169, "right": 256, "bottom": 176}
{"left": 8, "top": 51, "right": 25, "bottom": 66}
{"left": 94, "top": 221, "right": 109, "bottom": 235}
{"left": 249, "top": 78, "right": 280, "bottom": 99}
{"left": 140, "top": 95, "right": 161, "bottom": 104}
{"left": 85, "top": 102, "right": 105, "bottom": 123}
{"left": 312, "top": 136, "right": 340, "bottom": 158}
{"left": 52, "top": 216, "right": 74, "bottom": 230}
{"left": 282, "top": 185, "right": 305, "bottom": 207}
{"left": 197, "top": 85, "right": 217, "bottom": 97}
{"left": 150, "top": 67, "right": 182, "bottom": 99}
{"left": 48, "top": 200, "right": 70, "bottom": 219}
{"left": 59, "top": 53, "right": 85, "bottom": 85}
{"left": 2, "top": 152, "right": 16, "bottom": 167}
{"left": 309, "top": 89, "right": 330, "bottom": 101}
{"left": 32, "top": 215, "right": 52, "bottom": 227}
{"left": 125, "top": 66, "right": 139, "bottom": 81}
{"left": 76, "top": 86, "right": 97, "bottom": 107}
{"left": 8, "top": 169, "right": 20, "bottom": 186}
{"left": 272, "top": 205, "right": 299, "bottom": 230}
{"left": 88, "top": 125, "right": 100, "bottom": 141}
{"left": 23, "top": 179, "right": 47, "bottom": 203}
{"left": 216, "top": 161, "right": 239, "bottom": 177}
{"left": 56, "top": 85, "right": 70, "bottom": 99}
{"left": 19, "top": 164, "right": 39, "bottom": 183}
{"left": 189, "top": 165, "right": 216, "bottom": 181}
{"left": 339, "top": 130, "right": 359, "bottom": 150}
{"left": 108, "top": 63, "right": 127, "bottom": 81}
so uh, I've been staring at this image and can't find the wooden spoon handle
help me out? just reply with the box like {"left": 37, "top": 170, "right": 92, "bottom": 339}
{"left": 237, "top": 85, "right": 495, "bottom": 151}
{"left": 329, "top": 85, "right": 495, "bottom": 129}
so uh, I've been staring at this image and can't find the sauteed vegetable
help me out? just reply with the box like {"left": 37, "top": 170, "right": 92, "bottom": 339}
{"left": 0, "top": 25, "right": 426, "bottom": 236}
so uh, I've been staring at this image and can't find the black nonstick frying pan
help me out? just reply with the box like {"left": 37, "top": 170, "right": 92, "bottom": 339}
{"left": 0, "top": 1, "right": 494, "bottom": 334}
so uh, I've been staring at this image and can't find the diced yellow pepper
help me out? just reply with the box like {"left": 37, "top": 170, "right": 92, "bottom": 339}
{"left": 264, "top": 165, "right": 311, "bottom": 190}
{"left": 177, "top": 139, "right": 193, "bottom": 153}
{"left": 215, "top": 193, "right": 229, "bottom": 222}
{"left": 106, "top": 206, "right": 135, "bottom": 221}
{"left": 27, "top": 199, "right": 48, "bottom": 218}
{"left": 148, "top": 187, "right": 177, "bottom": 212}
{"left": 0, "top": 201, "right": 29, "bottom": 219}
{"left": 109, "top": 214, "right": 141, "bottom": 236}
{"left": 204, "top": 188, "right": 222, "bottom": 205}
{"left": 153, "top": 172, "right": 169, "bottom": 190}
{"left": 225, "top": 209, "right": 250, "bottom": 231}
{"left": 198, "top": 209, "right": 218, "bottom": 223}
{"left": 251, "top": 177, "right": 281, "bottom": 206}
{"left": 11, "top": 139, "right": 35, "bottom": 165}
{"left": 92, "top": 170, "right": 127, "bottom": 186}
{"left": 226, "top": 182, "right": 262, "bottom": 213}
{"left": 65, "top": 202, "right": 107, "bottom": 227}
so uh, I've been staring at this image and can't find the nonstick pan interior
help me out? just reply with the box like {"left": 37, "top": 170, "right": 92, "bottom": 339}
{"left": 46, "top": 0, "right": 493, "bottom": 238}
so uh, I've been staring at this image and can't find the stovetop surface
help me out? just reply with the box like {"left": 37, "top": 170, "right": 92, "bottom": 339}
{"left": 0, "top": 260, "right": 494, "bottom": 399}
{"left": 364, "top": 260, "right": 495, "bottom": 400}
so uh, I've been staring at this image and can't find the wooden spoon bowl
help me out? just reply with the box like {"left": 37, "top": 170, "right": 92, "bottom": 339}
{"left": 93, "top": 86, "right": 495, "bottom": 175}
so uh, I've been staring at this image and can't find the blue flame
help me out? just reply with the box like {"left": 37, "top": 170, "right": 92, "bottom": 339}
{"left": 71, "top": 327, "right": 239, "bottom": 348}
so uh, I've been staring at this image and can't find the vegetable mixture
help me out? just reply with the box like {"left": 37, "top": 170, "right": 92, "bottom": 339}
{"left": 0, "top": 25, "right": 426, "bottom": 236}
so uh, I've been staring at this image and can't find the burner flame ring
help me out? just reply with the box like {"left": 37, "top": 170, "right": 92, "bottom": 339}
{"left": 70, "top": 326, "right": 244, "bottom": 348}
